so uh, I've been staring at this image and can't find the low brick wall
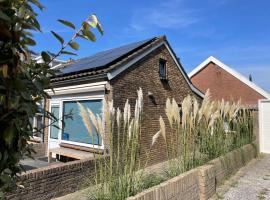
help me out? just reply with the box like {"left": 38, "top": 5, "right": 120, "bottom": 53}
{"left": 127, "top": 143, "right": 258, "bottom": 200}
{"left": 128, "top": 169, "right": 200, "bottom": 200}
{"left": 209, "top": 143, "right": 257, "bottom": 186}
{"left": 7, "top": 143, "right": 257, "bottom": 200}
{"left": 7, "top": 158, "right": 96, "bottom": 200}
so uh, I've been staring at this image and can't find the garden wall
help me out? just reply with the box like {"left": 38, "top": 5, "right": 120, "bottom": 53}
{"left": 6, "top": 157, "right": 96, "bottom": 200}
{"left": 6, "top": 143, "right": 257, "bottom": 200}
{"left": 127, "top": 143, "right": 258, "bottom": 200}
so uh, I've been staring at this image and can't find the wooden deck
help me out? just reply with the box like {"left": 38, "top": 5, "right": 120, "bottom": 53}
{"left": 48, "top": 147, "right": 95, "bottom": 163}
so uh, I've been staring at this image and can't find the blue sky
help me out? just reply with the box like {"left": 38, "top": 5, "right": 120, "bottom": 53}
{"left": 33, "top": 0, "right": 270, "bottom": 91}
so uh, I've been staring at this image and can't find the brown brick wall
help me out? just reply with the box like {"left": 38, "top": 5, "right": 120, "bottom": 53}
{"left": 8, "top": 143, "right": 257, "bottom": 200}
{"left": 110, "top": 44, "right": 202, "bottom": 165}
{"left": 128, "top": 169, "right": 200, "bottom": 200}
{"left": 29, "top": 142, "right": 47, "bottom": 157}
{"left": 127, "top": 143, "right": 258, "bottom": 200}
{"left": 190, "top": 62, "right": 264, "bottom": 106}
{"left": 7, "top": 158, "right": 97, "bottom": 200}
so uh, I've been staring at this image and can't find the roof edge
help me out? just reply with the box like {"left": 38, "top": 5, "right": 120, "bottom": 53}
{"left": 51, "top": 37, "right": 160, "bottom": 81}
{"left": 108, "top": 37, "right": 204, "bottom": 98}
{"left": 189, "top": 56, "right": 270, "bottom": 99}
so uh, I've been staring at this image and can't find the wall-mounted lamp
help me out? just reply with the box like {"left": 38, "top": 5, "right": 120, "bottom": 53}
{"left": 148, "top": 91, "right": 157, "bottom": 105}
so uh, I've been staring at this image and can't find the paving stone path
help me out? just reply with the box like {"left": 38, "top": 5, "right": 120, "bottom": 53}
{"left": 214, "top": 154, "right": 270, "bottom": 200}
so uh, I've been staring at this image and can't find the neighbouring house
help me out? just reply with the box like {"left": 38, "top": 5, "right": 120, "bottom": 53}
{"left": 31, "top": 54, "right": 65, "bottom": 68}
{"left": 29, "top": 55, "right": 66, "bottom": 157}
{"left": 43, "top": 36, "right": 204, "bottom": 165}
{"left": 189, "top": 56, "right": 270, "bottom": 108}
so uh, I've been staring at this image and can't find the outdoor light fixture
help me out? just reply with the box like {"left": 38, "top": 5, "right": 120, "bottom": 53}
{"left": 148, "top": 91, "right": 157, "bottom": 104}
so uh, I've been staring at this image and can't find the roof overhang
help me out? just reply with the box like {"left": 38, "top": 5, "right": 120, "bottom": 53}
{"left": 49, "top": 36, "right": 204, "bottom": 99}
{"left": 45, "top": 81, "right": 107, "bottom": 96}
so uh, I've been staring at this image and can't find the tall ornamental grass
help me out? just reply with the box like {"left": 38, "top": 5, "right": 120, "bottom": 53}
{"left": 156, "top": 90, "right": 254, "bottom": 178}
{"left": 78, "top": 88, "right": 161, "bottom": 200}
{"left": 78, "top": 89, "right": 254, "bottom": 199}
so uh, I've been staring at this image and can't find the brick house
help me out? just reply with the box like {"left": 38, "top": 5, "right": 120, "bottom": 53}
{"left": 189, "top": 56, "right": 270, "bottom": 108}
{"left": 44, "top": 36, "right": 203, "bottom": 165}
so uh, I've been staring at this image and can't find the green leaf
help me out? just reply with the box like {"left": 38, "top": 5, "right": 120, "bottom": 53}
{"left": 97, "top": 23, "right": 104, "bottom": 35}
{"left": 87, "top": 14, "right": 98, "bottom": 28}
{"left": 61, "top": 51, "right": 77, "bottom": 56}
{"left": 17, "top": 7, "right": 26, "bottom": 18}
{"left": 82, "top": 21, "right": 90, "bottom": 30}
{"left": 41, "top": 51, "right": 51, "bottom": 63}
{"left": 0, "top": 10, "right": 10, "bottom": 21}
{"left": 69, "top": 41, "right": 79, "bottom": 50}
{"left": 51, "top": 31, "right": 64, "bottom": 45}
{"left": 31, "top": 18, "right": 41, "bottom": 32}
{"left": 82, "top": 29, "right": 96, "bottom": 42}
{"left": 3, "top": 168, "right": 12, "bottom": 175}
{"left": 29, "top": 0, "right": 44, "bottom": 10}
{"left": 23, "top": 37, "right": 36, "bottom": 46}
{"left": 14, "top": 23, "right": 22, "bottom": 31}
{"left": 58, "top": 19, "right": 75, "bottom": 30}
{"left": 0, "top": 191, "right": 4, "bottom": 199}
{"left": 3, "top": 127, "right": 15, "bottom": 147}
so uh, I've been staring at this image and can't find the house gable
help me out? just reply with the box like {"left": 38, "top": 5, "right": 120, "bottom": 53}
{"left": 189, "top": 56, "right": 270, "bottom": 106}
{"left": 109, "top": 44, "right": 202, "bottom": 165}
{"left": 108, "top": 40, "right": 204, "bottom": 98}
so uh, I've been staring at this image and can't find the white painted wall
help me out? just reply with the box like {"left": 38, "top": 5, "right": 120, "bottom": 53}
{"left": 259, "top": 99, "right": 270, "bottom": 153}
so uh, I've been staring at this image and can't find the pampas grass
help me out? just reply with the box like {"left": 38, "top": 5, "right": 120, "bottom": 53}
{"left": 79, "top": 88, "right": 162, "bottom": 200}
{"left": 78, "top": 88, "right": 254, "bottom": 199}
{"left": 159, "top": 116, "right": 166, "bottom": 142}
{"left": 151, "top": 131, "right": 161, "bottom": 146}
{"left": 160, "top": 90, "right": 254, "bottom": 177}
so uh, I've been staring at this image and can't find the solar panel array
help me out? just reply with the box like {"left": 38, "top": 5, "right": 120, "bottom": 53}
{"left": 59, "top": 38, "right": 154, "bottom": 75}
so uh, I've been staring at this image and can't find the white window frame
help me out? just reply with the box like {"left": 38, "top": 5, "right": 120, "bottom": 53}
{"left": 48, "top": 101, "right": 61, "bottom": 147}
{"left": 49, "top": 102, "right": 60, "bottom": 140}
{"left": 32, "top": 113, "right": 43, "bottom": 142}
{"left": 31, "top": 100, "right": 45, "bottom": 142}
{"left": 48, "top": 94, "right": 105, "bottom": 149}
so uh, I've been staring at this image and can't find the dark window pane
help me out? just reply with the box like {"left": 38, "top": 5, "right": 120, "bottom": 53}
{"left": 159, "top": 59, "right": 167, "bottom": 78}
{"left": 33, "top": 114, "right": 43, "bottom": 138}
{"left": 62, "top": 100, "right": 102, "bottom": 145}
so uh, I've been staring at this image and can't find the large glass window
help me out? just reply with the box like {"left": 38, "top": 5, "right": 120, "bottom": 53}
{"left": 62, "top": 100, "right": 102, "bottom": 145}
{"left": 50, "top": 106, "right": 60, "bottom": 139}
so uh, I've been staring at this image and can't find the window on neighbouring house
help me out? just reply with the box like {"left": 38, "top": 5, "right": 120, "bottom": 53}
{"left": 159, "top": 59, "right": 167, "bottom": 79}
{"left": 31, "top": 101, "right": 44, "bottom": 142}
{"left": 33, "top": 113, "right": 43, "bottom": 137}
{"left": 62, "top": 99, "right": 102, "bottom": 146}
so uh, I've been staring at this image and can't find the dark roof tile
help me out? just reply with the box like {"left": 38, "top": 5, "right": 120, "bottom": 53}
{"left": 58, "top": 37, "right": 158, "bottom": 76}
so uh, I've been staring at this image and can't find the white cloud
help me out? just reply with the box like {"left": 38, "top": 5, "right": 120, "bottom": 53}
{"left": 128, "top": 0, "right": 199, "bottom": 32}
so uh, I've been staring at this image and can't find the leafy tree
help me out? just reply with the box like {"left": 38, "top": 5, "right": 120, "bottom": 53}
{"left": 0, "top": 0, "right": 103, "bottom": 196}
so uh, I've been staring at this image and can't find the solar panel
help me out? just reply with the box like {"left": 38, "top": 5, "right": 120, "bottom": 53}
{"left": 59, "top": 38, "right": 155, "bottom": 75}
